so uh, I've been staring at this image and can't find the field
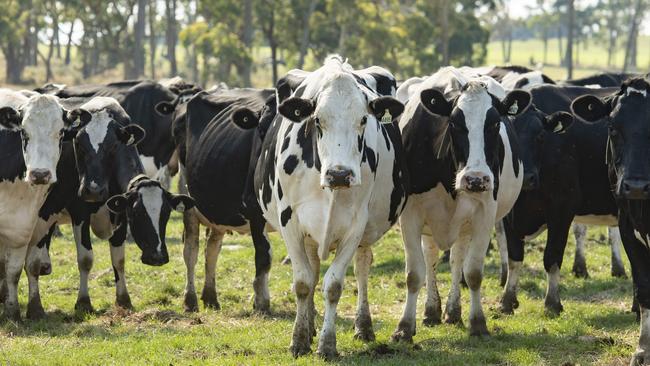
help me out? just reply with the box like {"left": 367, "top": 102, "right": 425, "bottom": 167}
{"left": 0, "top": 209, "right": 638, "bottom": 365}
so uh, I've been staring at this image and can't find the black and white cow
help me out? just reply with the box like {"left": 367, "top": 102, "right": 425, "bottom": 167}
{"left": 499, "top": 84, "right": 624, "bottom": 315}
{"left": 571, "top": 78, "right": 650, "bottom": 365}
{"left": 254, "top": 56, "right": 407, "bottom": 358}
{"left": 392, "top": 68, "right": 528, "bottom": 340}
{"left": 173, "top": 87, "right": 276, "bottom": 313}
{"left": 23, "top": 96, "right": 194, "bottom": 316}
{"left": 461, "top": 65, "right": 556, "bottom": 91}
{"left": 0, "top": 89, "right": 90, "bottom": 320}
{"left": 564, "top": 72, "right": 640, "bottom": 88}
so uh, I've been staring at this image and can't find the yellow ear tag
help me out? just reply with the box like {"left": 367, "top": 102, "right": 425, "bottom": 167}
{"left": 381, "top": 109, "right": 392, "bottom": 124}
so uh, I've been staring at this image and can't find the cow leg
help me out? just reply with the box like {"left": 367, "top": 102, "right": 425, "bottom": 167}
{"left": 500, "top": 215, "right": 524, "bottom": 314}
{"left": 353, "top": 244, "right": 374, "bottom": 342}
{"left": 250, "top": 216, "right": 272, "bottom": 313}
{"left": 0, "top": 243, "right": 7, "bottom": 303}
{"left": 495, "top": 220, "right": 509, "bottom": 287}
{"left": 4, "top": 244, "right": 28, "bottom": 321}
{"left": 201, "top": 228, "right": 223, "bottom": 310}
{"left": 391, "top": 204, "right": 425, "bottom": 343}
{"left": 318, "top": 229, "right": 363, "bottom": 360}
{"left": 422, "top": 235, "right": 442, "bottom": 326}
{"left": 304, "top": 240, "right": 320, "bottom": 343}
{"left": 464, "top": 221, "right": 492, "bottom": 337}
{"left": 73, "top": 221, "right": 94, "bottom": 313}
{"left": 24, "top": 223, "right": 56, "bottom": 320}
{"left": 609, "top": 227, "right": 627, "bottom": 278}
{"left": 572, "top": 223, "right": 589, "bottom": 278}
{"left": 445, "top": 235, "right": 469, "bottom": 325}
{"left": 543, "top": 217, "right": 572, "bottom": 315}
{"left": 285, "top": 234, "right": 315, "bottom": 358}
{"left": 182, "top": 209, "right": 200, "bottom": 312}
{"left": 109, "top": 222, "right": 132, "bottom": 309}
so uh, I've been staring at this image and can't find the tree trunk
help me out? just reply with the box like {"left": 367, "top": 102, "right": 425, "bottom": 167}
{"left": 623, "top": 0, "right": 644, "bottom": 72}
{"left": 52, "top": 8, "right": 61, "bottom": 59}
{"left": 607, "top": 9, "right": 618, "bottom": 68}
{"left": 565, "top": 0, "right": 574, "bottom": 78}
{"left": 65, "top": 21, "right": 75, "bottom": 65}
{"left": 239, "top": 0, "right": 253, "bottom": 86}
{"left": 297, "top": 0, "right": 317, "bottom": 69}
{"left": 440, "top": 0, "right": 450, "bottom": 65}
{"left": 165, "top": 0, "right": 178, "bottom": 76}
{"left": 149, "top": 0, "right": 156, "bottom": 79}
{"left": 543, "top": 30, "right": 548, "bottom": 64}
{"left": 131, "top": 0, "right": 147, "bottom": 78}
{"left": 3, "top": 44, "right": 25, "bottom": 84}
{"left": 557, "top": 28, "right": 563, "bottom": 66}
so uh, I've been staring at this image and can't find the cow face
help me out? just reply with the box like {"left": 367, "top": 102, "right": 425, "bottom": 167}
{"left": 107, "top": 178, "right": 195, "bottom": 266}
{"left": 420, "top": 81, "right": 530, "bottom": 194}
{"left": 572, "top": 78, "right": 650, "bottom": 200}
{"left": 72, "top": 100, "right": 145, "bottom": 202}
{"left": 0, "top": 95, "right": 90, "bottom": 185}
{"left": 279, "top": 74, "right": 403, "bottom": 189}
{"left": 511, "top": 107, "right": 574, "bottom": 191}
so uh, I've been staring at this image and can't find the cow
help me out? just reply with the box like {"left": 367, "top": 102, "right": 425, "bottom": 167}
{"left": 571, "top": 77, "right": 650, "bottom": 366}
{"left": 172, "top": 87, "right": 277, "bottom": 313}
{"left": 0, "top": 89, "right": 90, "bottom": 320}
{"left": 22, "top": 96, "right": 194, "bottom": 317}
{"left": 392, "top": 68, "right": 528, "bottom": 341}
{"left": 460, "top": 65, "right": 556, "bottom": 91}
{"left": 564, "top": 72, "right": 640, "bottom": 88}
{"left": 499, "top": 84, "right": 624, "bottom": 315}
{"left": 252, "top": 56, "right": 408, "bottom": 358}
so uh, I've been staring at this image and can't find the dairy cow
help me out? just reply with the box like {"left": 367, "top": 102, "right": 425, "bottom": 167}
{"left": 393, "top": 68, "right": 527, "bottom": 340}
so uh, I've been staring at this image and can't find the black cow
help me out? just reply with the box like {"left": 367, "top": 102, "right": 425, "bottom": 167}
{"left": 572, "top": 78, "right": 650, "bottom": 365}
{"left": 24, "top": 96, "right": 194, "bottom": 317}
{"left": 564, "top": 72, "right": 640, "bottom": 87}
{"left": 500, "top": 84, "right": 623, "bottom": 315}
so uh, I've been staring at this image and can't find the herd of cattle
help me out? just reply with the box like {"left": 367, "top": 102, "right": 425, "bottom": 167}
{"left": 1, "top": 56, "right": 650, "bottom": 363}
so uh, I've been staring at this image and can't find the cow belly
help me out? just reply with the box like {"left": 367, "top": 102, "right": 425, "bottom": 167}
{"left": 90, "top": 206, "right": 114, "bottom": 240}
{"left": 0, "top": 181, "right": 49, "bottom": 246}
{"left": 495, "top": 127, "right": 523, "bottom": 221}
{"left": 574, "top": 214, "right": 617, "bottom": 226}
{"left": 195, "top": 209, "right": 251, "bottom": 235}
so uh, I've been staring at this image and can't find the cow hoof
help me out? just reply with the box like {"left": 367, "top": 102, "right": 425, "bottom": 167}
{"left": 500, "top": 270, "right": 508, "bottom": 288}
{"left": 26, "top": 299, "right": 45, "bottom": 320}
{"left": 469, "top": 316, "right": 490, "bottom": 337}
{"left": 74, "top": 296, "right": 94, "bottom": 314}
{"left": 572, "top": 264, "right": 589, "bottom": 279}
{"left": 184, "top": 292, "right": 199, "bottom": 313}
{"left": 612, "top": 264, "right": 628, "bottom": 279}
{"left": 444, "top": 305, "right": 462, "bottom": 325}
{"left": 390, "top": 320, "right": 415, "bottom": 343}
{"left": 500, "top": 291, "right": 519, "bottom": 314}
{"left": 630, "top": 349, "right": 650, "bottom": 366}
{"left": 201, "top": 288, "right": 220, "bottom": 310}
{"left": 290, "top": 342, "right": 311, "bottom": 358}
{"left": 4, "top": 302, "right": 20, "bottom": 322}
{"left": 544, "top": 299, "right": 564, "bottom": 316}
{"left": 423, "top": 305, "right": 442, "bottom": 327}
{"left": 354, "top": 313, "right": 375, "bottom": 342}
{"left": 317, "top": 332, "right": 338, "bottom": 361}
{"left": 116, "top": 293, "right": 133, "bottom": 310}
{"left": 253, "top": 296, "right": 270, "bottom": 315}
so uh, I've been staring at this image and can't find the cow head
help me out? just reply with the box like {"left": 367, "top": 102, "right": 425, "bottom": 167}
{"left": 510, "top": 106, "right": 574, "bottom": 191}
{"left": 572, "top": 78, "right": 650, "bottom": 201}
{"left": 0, "top": 95, "right": 90, "bottom": 185}
{"left": 419, "top": 81, "right": 530, "bottom": 194}
{"left": 106, "top": 176, "right": 195, "bottom": 266}
{"left": 278, "top": 74, "right": 403, "bottom": 189}
{"left": 71, "top": 98, "right": 145, "bottom": 202}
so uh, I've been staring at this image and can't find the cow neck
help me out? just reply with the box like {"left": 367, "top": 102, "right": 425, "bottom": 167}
{"left": 113, "top": 144, "right": 147, "bottom": 193}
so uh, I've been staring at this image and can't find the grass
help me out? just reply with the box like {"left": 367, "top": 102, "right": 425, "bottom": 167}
{"left": 0, "top": 209, "right": 639, "bottom": 365}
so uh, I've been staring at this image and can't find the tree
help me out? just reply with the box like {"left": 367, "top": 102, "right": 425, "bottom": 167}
{"left": 566, "top": 0, "right": 574, "bottom": 78}
{"left": 0, "top": 0, "right": 30, "bottom": 83}
{"left": 131, "top": 0, "right": 147, "bottom": 78}
{"left": 165, "top": 0, "right": 178, "bottom": 76}
{"left": 623, "top": 0, "right": 646, "bottom": 72}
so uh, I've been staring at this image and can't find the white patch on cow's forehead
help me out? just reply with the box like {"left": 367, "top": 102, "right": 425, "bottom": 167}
{"left": 627, "top": 87, "right": 647, "bottom": 97}
{"left": 81, "top": 96, "right": 121, "bottom": 112}
{"left": 140, "top": 186, "right": 163, "bottom": 251}
{"left": 83, "top": 109, "right": 111, "bottom": 152}
{"left": 457, "top": 82, "right": 492, "bottom": 169}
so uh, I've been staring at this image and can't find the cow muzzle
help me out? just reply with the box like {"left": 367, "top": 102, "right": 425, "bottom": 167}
{"left": 522, "top": 172, "right": 539, "bottom": 191}
{"left": 323, "top": 167, "right": 355, "bottom": 189}
{"left": 79, "top": 181, "right": 109, "bottom": 202}
{"left": 620, "top": 179, "right": 650, "bottom": 200}
{"left": 461, "top": 172, "right": 492, "bottom": 193}
{"left": 141, "top": 250, "right": 169, "bottom": 266}
{"left": 27, "top": 169, "right": 53, "bottom": 185}
{"left": 40, "top": 262, "right": 52, "bottom": 276}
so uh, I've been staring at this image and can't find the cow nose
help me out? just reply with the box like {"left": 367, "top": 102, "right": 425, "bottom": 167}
{"left": 40, "top": 262, "right": 52, "bottom": 276}
{"left": 141, "top": 251, "right": 169, "bottom": 266}
{"left": 28, "top": 169, "right": 52, "bottom": 185}
{"left": 621, "top": 179, "right": 650, "bottom": 200}
{"left": 522, "top": 173, "right": 539, "bottom": 191}
{"left": 325, "top": 167, "right": 354, "bottom": 189}
{"left": 80, "top": 183, "right": 108, "bottom": 202}
{"left": 463, "top": 173, "right": 491, "bottom": 192}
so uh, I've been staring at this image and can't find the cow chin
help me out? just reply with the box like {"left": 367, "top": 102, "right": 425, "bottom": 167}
{"left": 140, "top": 251, "right": 169, "bottom": 266}
{"left": 456, "top": 168, "right": 493, "bottom": 194}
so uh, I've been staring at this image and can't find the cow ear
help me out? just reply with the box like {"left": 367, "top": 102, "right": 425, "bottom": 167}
{"left": 369, "top": 96, "right": 404, "bottom": 123}
{"left": 118, "top": 124, "right": 146, "bottom": 146}
{"left": 501, "top": 90, "right": 532, "bottom": 116}
{"left": 106, "top": 194, "right": 128, "bottom": 214}
{"left": 571, "top": 95, "right": 610, "bottom": 122}
{"left": 279, "top": 97, "right": 315, "bottom": 122}
{"left": 155, "top": 101, "right": 175, "bottom": 115}
{"left": 420, "top": 89, "right": 452, "bottom": 116}
{"left": 63, "top": 108, "right": 92, "bottom": 128}
{"left": 0, "top": 106, "right": 22, "bottom": 130}
{"left": 232, "top": 107, "right": 259, "bottom": 129}
{"left": 170, "top": 194, "right": 195, "bottom": 212}
{"left": 543, "top": 112, "right": 574, "bottom": 134}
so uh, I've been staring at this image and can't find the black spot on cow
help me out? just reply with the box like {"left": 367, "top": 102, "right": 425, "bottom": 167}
{"left": 284, "top": 155, "right": 299, "bottom": 175}
{"left": 281, "top": 136, "right": 290, "bottom": 153}
{"left": 277, "top": 181, "right": 283, "bottom": 200}
{"left": 280, "top": 206, "right": 293, "bottom": 227}
{"left": 358, "top": 135, "right": 364, "bottom": 153}
{"left": 363, "top": 145, "right": 378, "bottom": 174}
